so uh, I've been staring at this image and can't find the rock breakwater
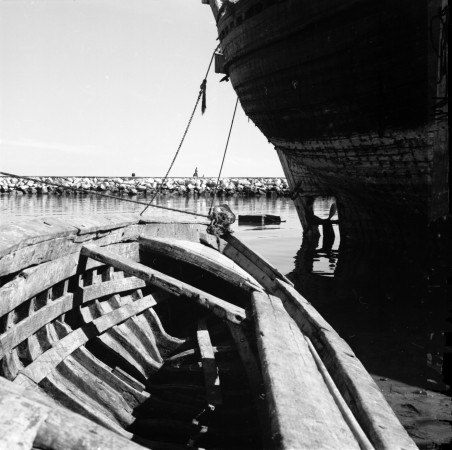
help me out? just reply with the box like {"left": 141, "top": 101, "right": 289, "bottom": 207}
{"left": 0, "top": 176, "right": 290, "bottom": 197}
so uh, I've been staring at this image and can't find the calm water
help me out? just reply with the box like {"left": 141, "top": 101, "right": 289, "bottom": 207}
{"left": 1, "top": 193, "right": 450, "bottom": 447}
{"left": 0, "top": 193, "right": 338, "bottom": 275}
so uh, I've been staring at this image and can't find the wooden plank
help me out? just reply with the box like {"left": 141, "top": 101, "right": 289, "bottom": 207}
{"left": 77, "top": 276, "right": 146, "bottom": 303}
{"left": 304, "top": 335, "right": 374, "bottom": 450}
{"left": 251, "top": 291, "right": 361, "bottom": 450}
{"left": 274, "top": 279, "right": 418, "bottom": 450}
{"left": 0, "top": 377, "right": 143, "bottom": 449}
{"left": 0, "top": 293, "right": 74, "bottom": 359}
{"left": 40, "top": 370, "right": 128, "bottom": 434}
{"left": 79, "top": 298, "right": 160, "bottom": 381}
{"left": 196, "top": 319, "right": 222, "bottom": 406}
{"left": 142, "top": 306, "right": 185, "bottom": 358}
{"left": 139, "top": 236, "right": 263, "bottom": 292}
{"left": 220, "top": 244, "right": 275, "bottom": 291}
{"left": 0, "top": 216, "right": 140, "bottom": 269}
{"left": 108, "top": 293, "right": 163, "bottom": 363}
{"left": 222, "top": 233, "right": 293, "bottom": 286}
{"left": 227, "top": 323, "right": 269, "bottom": 442}
{"left": 0, "top": 241, "right": 139, "bottom": 317}
{"left": 14, "top": 294, "right": 158, "bottom": 384}
{"left": 55, "top": 355, "right": 135, "bottom": 427}
{"left": 93, "top": 298, "right": 162, "bottom": 375}
{"left": 81, "top": 244, "right": 248, "bottom": 326}
{"left": 0, "top": 388, "right": 50, "bottom": 449}
{"left": 54, "top": 319, "right": 149, "bottom": 407}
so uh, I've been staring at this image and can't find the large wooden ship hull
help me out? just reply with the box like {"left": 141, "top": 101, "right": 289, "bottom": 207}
{"left": 204, "top": 0, "right": 449, "bottom": 241}
{"left": 0, "top": 215, "right": 417, "bottom": 449}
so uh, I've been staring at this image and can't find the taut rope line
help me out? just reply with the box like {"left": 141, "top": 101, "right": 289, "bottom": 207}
{"left": 140, "top": 44, "right": 220, "bottom": 216}
{"left": 0, "top": 171, "right": 208, "bottom": 218}
{"left": 208, "top": 97, "right": 239, "bottom": 216}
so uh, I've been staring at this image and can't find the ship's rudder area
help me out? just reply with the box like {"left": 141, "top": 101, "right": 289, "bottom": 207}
{"left": 276, "top": 142, "right": 440, "bottom": 244}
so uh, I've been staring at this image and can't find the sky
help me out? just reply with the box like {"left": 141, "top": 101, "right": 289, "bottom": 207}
{"left": 0, "top": 0, "right": 284, "bottom": 177}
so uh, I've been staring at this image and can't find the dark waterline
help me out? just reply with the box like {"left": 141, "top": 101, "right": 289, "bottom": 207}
{"left": 1, "top": 193, "right": 450, "bottom": 448}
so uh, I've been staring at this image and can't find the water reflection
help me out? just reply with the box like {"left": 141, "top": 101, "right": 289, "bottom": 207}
{"left": 289, "top": 219, "right": 449, "bottom": 391}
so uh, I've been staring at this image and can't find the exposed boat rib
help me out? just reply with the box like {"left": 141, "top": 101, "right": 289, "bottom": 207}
{"left": 14, "top": 294, "right": 158, "bottom": 385}
{"left": 81, "top": 243, "right": 248, "bottom": 326}
{"left": 196, "top": 319, "right": 222, "bottom": 406}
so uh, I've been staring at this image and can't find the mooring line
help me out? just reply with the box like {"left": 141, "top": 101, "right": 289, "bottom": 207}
{"left": 140, "top": 44, "right": 220, "bottom": 216}
{"left": 208, "top": 97, "right": 239, "bottom": 216}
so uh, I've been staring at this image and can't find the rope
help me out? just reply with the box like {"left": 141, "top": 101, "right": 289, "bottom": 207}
{"left": 140, "top": 44, "right": 220, "bottom": 216}
{"left": 0, "top": 171, "right": 208, "bottom": 218}
{"left": 208, "top": 97, "right": 239, "bottom": 216}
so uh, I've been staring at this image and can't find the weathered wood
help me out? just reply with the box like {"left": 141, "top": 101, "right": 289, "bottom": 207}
{"left": 0, "top": 242, "right": 139, "bottom": 317}
{"left": 219, "top": 243, "right": 275, "bottom": 291}
{"left": 78, "top": 276, "right": 146, "bottom": 303}
{"left": 196, "top": 319, "right": 222, "bottom": 406}
{"left": 69, "top": 345, "right": 150, "bottom": 408}
{"left": 14, "top": 295, "right": 157, "bottom": 384}
{"left": 1, "top": 377, "right": 144, "bottom": 449}
{"left": 274, "top": 279, "right": 418, "bottom": 450}
{"left": 112, "top": 365, "right": 146, "bottom": 392}
{"left": 0, "top": 386, "right": 51, "bottom": 449}
{"left": 55, "top": 354, "right": 135, "bottom": 427}
{"left": 251, "top": 291, "right": 361, "bottom": 450}
{"left": 227, "top": 323, "right": 269, "bottom": 441}
{"left": 81, "top": 244, "right": 248, "bottom": 326}
{"left": 139, "top": 236, "right": 263, "bottom": 292}
{"left": 304, "top": 335, "right": 374, "bottom": 450}
{"left": 92, "top": 298, "right": 162, "bottom": 376}
{"left": 109, "top": 293, "right": 163, "bottom": 363}
{"left": 142, "top": 307, "right": 184, "bottom": 358}
{"left": 39, "top": 370, "right": 129, "bottom": 434}
{"left": 0, "top": 293, "right": 74, "bottom": 359}
{"left": 222, "top": 233, "right": 293, "bottom": 286}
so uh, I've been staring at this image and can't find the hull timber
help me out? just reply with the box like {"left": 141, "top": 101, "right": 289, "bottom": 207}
{"left": 205, "top": 0, "right": 449, "bottom": 241}
{"left": 0, "top": 215, "right": 417, "bottom": 449}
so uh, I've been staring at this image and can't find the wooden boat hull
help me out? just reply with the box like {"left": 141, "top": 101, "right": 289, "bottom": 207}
{"left": 0, "top": 215, "right": 417, "bottom": 449}
{"left": 204, "top": 0, "right": 449, "bottom": 241}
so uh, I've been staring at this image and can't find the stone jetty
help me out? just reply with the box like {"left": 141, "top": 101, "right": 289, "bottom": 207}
{"left": 0, "top": 176, "right": 290, "bottom": 197}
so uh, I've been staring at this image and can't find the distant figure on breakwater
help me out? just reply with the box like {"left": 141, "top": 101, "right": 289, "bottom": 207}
{"left": 193, "top": 168, "right": 198, "bottom": 178}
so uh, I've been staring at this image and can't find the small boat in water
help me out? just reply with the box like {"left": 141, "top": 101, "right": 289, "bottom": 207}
{"left": 0, "top": 215, "right": 417, "bottom": 449}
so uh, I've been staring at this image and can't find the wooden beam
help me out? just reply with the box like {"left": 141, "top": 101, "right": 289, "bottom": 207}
{"left": 222, "top": 233, "right": 293, "bottom": 286}
{"left": 0, "top": 293, "right": 73, "bottom": 359}
{"left": 0, "top": 377, "right": 143, "bottom": 449}
{"left": 197, "top": 319, "right": 222, "bottom": 406}
{"left": 274, "top": 279, "right": 418, "bottom": 450}
{"left": 139, "top": 236, "right": 263, "bottom": 293}
{"left": 251, "top": 291, "right": 361, "bottom": 450}
{"left": 227, "top": 323, "right": 269, "bottom": 443}
{"left": 304, "top": 335, "right": 374, "bottom": 450}
{"left": 81, "top": 244, "right": 248, "bottom": 326}
{"left": 0, "top": 242, "right": 139, "bottom": 317}
{"left": 14, "top": 294, "right": 157, "bottom": 384}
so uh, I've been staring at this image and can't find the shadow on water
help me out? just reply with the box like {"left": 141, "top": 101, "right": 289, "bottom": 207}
{"left": 287, "top": 216, "right": 452, "bottom": 449}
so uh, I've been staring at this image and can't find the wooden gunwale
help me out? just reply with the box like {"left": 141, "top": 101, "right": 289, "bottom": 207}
{"left": 219, "top": 234, "right": 417, "bottom": 450}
